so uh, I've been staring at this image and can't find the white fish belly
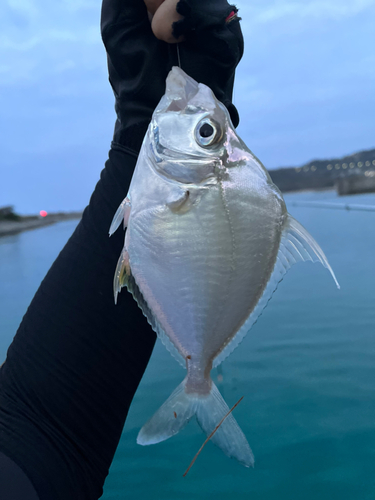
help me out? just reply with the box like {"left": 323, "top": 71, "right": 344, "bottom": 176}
{"left": 128, "top": 171, "right": 284, "bottom": 370}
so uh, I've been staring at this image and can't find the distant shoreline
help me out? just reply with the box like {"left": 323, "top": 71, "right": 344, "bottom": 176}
{"left": 283, "top": 186, "right": 335, "bottom": 195}
{"left": 0, "top": 211, "right": 83, "bottom": 237}
{"left": 269, "top": 148, "right": 375, "bottom": 195}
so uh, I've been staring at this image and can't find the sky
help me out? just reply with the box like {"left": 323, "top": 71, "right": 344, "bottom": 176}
{"left": 0, "top": 0, "right": 374, "bottom": 214}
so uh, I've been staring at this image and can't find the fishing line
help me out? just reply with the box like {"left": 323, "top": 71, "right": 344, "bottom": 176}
{"left": 183, "top": 396, "right": 245, "bottom": 477}
{"left": 176, "top": 43, "right": 181, "bottom": 69}
{"left": 290, "top": 201, "right": 375, "bottom": 212}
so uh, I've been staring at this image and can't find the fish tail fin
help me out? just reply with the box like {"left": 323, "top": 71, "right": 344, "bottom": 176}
{"left": 195, "top": 381, "right": 254, "bottom": 467}
{"left": 137, "top": 378, "right": 254, "bottom": 467}
{"left": 137, "top": 378, "right": 195, "bottom": 445}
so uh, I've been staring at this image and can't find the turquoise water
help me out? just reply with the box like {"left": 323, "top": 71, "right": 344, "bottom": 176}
{"left": 0, "top": 190, "right": 374, "bottom": 499}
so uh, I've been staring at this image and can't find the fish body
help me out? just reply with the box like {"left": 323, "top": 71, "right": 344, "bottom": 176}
{"left": 110, "top": 67, "right": 339, "bottom": 467}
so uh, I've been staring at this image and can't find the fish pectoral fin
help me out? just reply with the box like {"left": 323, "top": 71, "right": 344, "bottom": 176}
{"left": 109, "top": 196, "right": 131, "bottom": 236}
{"left": 113, "top": 248, "right": 131, "bottom": 304}
{"left": 166, "top": 189, "right": 189, "bottom": 213}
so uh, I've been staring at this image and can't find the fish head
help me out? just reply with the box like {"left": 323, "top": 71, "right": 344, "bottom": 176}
{"left": 147, "top": 67, "right": 272, "bottom": 186}
{"left": 148, "top": 67, "right": 240, "bottom": 184}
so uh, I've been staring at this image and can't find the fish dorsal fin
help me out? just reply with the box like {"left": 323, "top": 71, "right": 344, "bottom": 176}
{"left": 115, "top": 260, "right": 185, "bottom": 368}
{"left": 213, "top": 214, "right": 339, "bottom": 368}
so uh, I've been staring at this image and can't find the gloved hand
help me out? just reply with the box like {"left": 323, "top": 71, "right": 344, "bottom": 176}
{"left": 171, "top": 0, "right": 244, "bottom": 127}
{"left": 101, "top": 0, "right": 243, "bottom": 154}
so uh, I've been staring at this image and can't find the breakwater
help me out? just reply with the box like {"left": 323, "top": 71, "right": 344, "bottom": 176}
{"left": 0, "top": 209, "right": 82, "bottom": 237}
{"left": 269, "top": 148, "right": 375, "bottom": 195}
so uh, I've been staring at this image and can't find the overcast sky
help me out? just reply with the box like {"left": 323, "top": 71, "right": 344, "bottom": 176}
{"left": 1, "top": 0, "right": 374, "bottom": 214}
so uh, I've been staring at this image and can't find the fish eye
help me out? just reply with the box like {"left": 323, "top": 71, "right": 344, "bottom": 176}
{"left": 200, "top": 123, "right": 214, "bottom": 138}
{"left": 195, "top": 119, "right": 222, "bottom": 147}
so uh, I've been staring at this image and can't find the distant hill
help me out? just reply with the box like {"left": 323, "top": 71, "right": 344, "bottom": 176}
{"left": 268, "top": 148, "right": 375, "bottom": 195}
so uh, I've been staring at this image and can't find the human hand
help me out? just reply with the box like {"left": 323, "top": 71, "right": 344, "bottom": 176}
{"left": 173, "top": 0, "right": 243, "bottom": 127}
{"left": 145, "top": 0, "right": 185, "bottom": 43}
{"left": 101, "top": 0, "right": 243, "bottom": 153}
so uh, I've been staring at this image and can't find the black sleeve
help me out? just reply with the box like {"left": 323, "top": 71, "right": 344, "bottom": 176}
{"left": 0, "top": 451, "right": 39, "bottom": 500}
{"left": 0, "top": 1, "right": 244, "bottom": 498}
{"left": 0, "top": 142, "right": 156, "bottom": 500}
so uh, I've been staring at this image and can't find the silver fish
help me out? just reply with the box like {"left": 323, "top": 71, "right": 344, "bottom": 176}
{"left": 110, "top": 67, "right": 339, "bottom": 467}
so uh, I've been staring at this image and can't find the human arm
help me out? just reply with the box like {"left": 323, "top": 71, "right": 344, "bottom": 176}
{"left": 0, "top": 1, "right": 243, "bottom": 499}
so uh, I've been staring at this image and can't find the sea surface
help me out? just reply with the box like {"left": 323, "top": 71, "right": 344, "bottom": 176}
{"left": 0, "top": 190, "right": 374, "bottom": 499}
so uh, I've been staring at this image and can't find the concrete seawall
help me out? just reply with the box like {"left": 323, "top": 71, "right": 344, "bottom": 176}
{"left": 0, "top": 212, "right": 83, "bottom": 237}
{"left": 335, "top": 173, "right": 375, "bottom": 196}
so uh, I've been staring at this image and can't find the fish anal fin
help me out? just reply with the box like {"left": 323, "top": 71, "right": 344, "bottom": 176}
{"left": 114, "top": 253, "right": 185, "bottom": 367}
{"left": 113, "top": 248, "right": 131, "bottom": 305}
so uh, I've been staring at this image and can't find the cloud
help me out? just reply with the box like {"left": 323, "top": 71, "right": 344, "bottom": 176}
{"left": 0, "top": 34, "right": 40, "bottom": 51}
{"left": 0, "top": 0, "right": 103, "bottom": 86}
{"left": 7, "top": 0, "right": 39, "bottom": 20}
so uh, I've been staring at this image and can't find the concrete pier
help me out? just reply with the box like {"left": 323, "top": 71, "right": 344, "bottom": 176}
{"left": 0, "top": 211, "right": 82, "bottom": 237}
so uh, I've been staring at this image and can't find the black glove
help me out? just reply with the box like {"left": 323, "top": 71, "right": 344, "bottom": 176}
{"left": 101, "top": 0, "right": 243, "bottom": 153}
{"left": 174, "top": 0, "right": 244, "bottom": 127}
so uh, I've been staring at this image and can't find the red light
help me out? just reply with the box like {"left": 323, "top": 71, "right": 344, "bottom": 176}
{"left": 40, "top": 210, "right": 48, "bottom": 217}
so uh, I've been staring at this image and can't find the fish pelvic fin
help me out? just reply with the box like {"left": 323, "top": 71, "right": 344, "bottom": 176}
{"left": 137, "top": 378, "right": 254, "bottom": 468}
{"left": 109, "top": 197, "right": 131, "bottom": 236}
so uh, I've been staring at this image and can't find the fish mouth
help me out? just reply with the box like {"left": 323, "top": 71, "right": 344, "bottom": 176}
{"left": 155, "top": 67, "right": 217, "bottom": 116}
{"left": 161, "top": 67, "right": 200, "bottom": 112}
